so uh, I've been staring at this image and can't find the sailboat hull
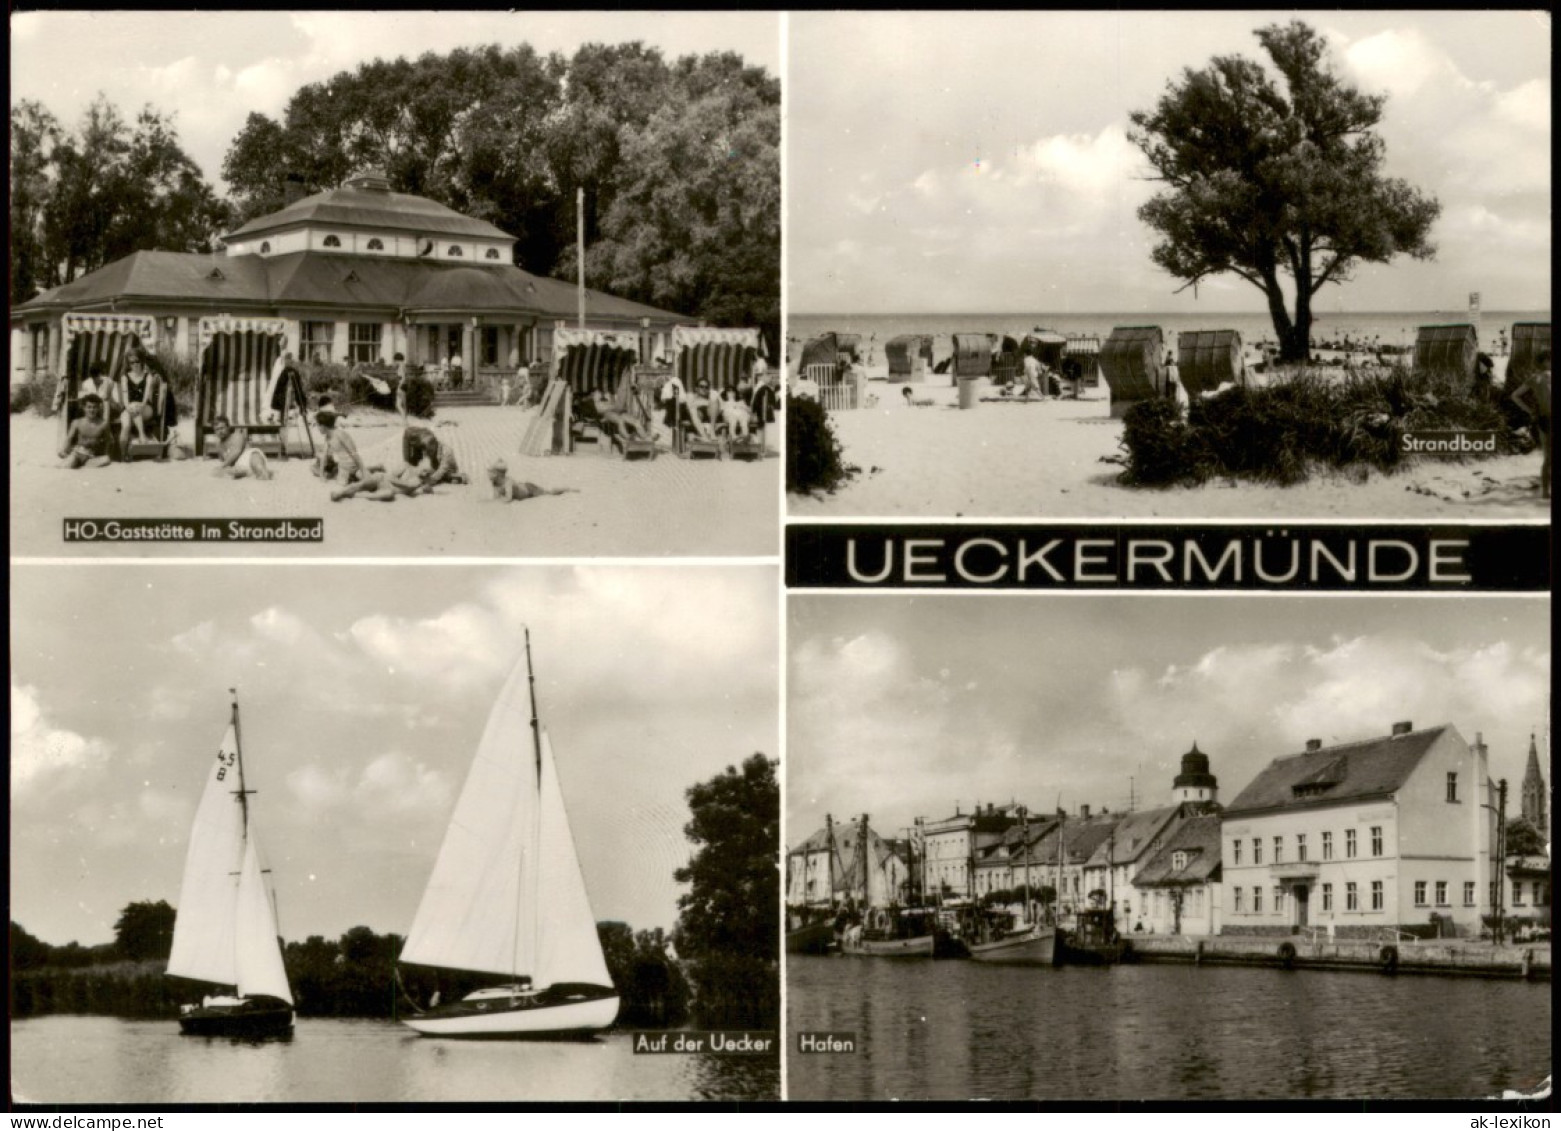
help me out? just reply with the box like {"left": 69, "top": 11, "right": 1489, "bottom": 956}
{"left": 403, "top": 984, "right": 620, "bottom": 1039}
{"left": 178, "top": 997, "right": 294, "bottom": 1038}
{"left": 968, "top": 926, "right": 1058, "bottom": 966}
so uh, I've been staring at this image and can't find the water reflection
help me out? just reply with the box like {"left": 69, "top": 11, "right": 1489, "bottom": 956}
{"left": 789, "top": 956, "right": 1551, "bottom": 1101}
{"left": 11, "top": 1018, "right": 777, "bottom": 1103}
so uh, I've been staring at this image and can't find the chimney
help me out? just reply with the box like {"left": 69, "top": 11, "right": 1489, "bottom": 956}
{"left": 1391, "top": 720, "right": 1413, "bottom": 736}
{"left": 1080, "top": 804, "right": 1091, "bottom": 819}
{"left": 1306, "top": 738, "right": 1322, "bottom": 752}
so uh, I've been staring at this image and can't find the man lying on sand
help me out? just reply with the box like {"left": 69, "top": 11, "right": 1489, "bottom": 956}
{"left": 211, "top": 416, "right": 273, "bottom": 480}
{"left": 487, "top": 459, "right": 580, "bottom": 503}
{"left": 59, "top": 393, "right": 114, "bottom": 468}
{"left": 900, "top": 387, "right": 935, "bottom": 408}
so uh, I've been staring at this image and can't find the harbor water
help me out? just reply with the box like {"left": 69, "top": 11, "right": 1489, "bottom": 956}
{"left": 10, "top": 1016, "right": 778, "bottom": 1104}
{"left": 788, "top": 955, "right": 1551, "bottom": 1101}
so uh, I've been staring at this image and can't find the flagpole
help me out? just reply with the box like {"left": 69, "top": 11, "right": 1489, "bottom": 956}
{"left": 577, "top": 187, "right": 586, "bottom": 330}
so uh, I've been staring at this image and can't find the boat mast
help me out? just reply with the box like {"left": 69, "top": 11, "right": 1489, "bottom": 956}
{"left": 231, "top": 688, "right": 250, "bottom": 834}
{"left": 824, "top": 813, "right": 836, "bottom": 911}
{"left": 521, "top": 629, "right": 543, "bottom": 984}
{"left": 1019, "top": 806, "right": 1030, "bottom": 923}
{"left": 858, "top": 813, "right": 870, "bottom": 909}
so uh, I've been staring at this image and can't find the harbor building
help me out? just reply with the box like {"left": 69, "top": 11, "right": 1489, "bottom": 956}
{"left": 1220, "top": 722, "right": 1498, "bottom": 937}
{"left": 10, "top": 171, "right": 685, "bottom": 388}
{"left": 1132, "top": 814, "right": 1224, "bottom": 935}
{"left": 972, "top": 814, "right": 1062, "bottom": 899}
{"left": 788, "top": 817, "right": 911, "bottom": 911}
{"left": 919, "top": 803, "right": 1024, "bottom": 900}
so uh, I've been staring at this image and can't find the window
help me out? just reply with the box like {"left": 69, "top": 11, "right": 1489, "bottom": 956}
{"left": 1253, "top": 838, "right": 1263, "bottom": 865}
{"left": 1322, "top": 883, "right": 1333, "bottom": 911}
{"left": 481, "top": 326, "right": 499, "bottom": 366}
{"left": 1464, "top": 882, "right": 1476, "bottom": 906}
{"left": 300, "top": 321, "right": 334, "bottom": 363}
{"left": 260, "top": 241, "right": 271, "bottom": 254}
{"left": 1297, "top": 833, "right": 1307, "bottom": 862}
{"left": 1346, "top": 882, "right": 1358, "bottom": 911}
{"left": 1434, "top": 881, "right": 1448, "bottom": 906}
{"left": 1370, "top": 826, "right": 1383, "bottom": 856}
{"left": 1232, "top": 840, "right": 1242, "bottom": 866}
{"left": 447, "top": 245, "right": 464, "bottom": 257}
{"left": 485, "top": 248, "right": 501, "bottom": 260}
{"left": 348, "top": 322, "right": 382, "bottom": 365}
{"left": 1234, "top": 887, "right": 1244, "bottom": 913}
{"left": 1253, "top": 887, "right": 1263, "bottom": 913}
{"left": 1172, "top": 851, "right": 1187, "bottom": 871}
{"left": 1322, "top": 831, "right": 1333, "bottom": 860}
{"left": 1370, "top": 881, "right": 1383, "bottom": 910}
{"left": 1345, "top": 829, "right": 1357, "bottom": 859}
{"left": 1414, "top": 881, "right": 1427, "bottom": 906}
{"left": 1446, "top": 772, "right": 1458, "bottom": 802}
{"left": 1273, "top": 836, "right": 1283, "bottom": 864}
{"left": 367, "top": 238, "right": 384, "bottom": 251}
{"left": 323, "top": 234, "right": 341, "bottom": 248}
{"left": 1511, "top": 882, "right": 1523, "bottom": 907}
{"left": 1273, "top": 886, "right": 1284, "bottom": 915}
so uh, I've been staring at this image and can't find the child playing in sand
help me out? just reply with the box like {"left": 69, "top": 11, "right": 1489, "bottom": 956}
{"left": 486, "top": 459, "right": 579, "bottom": 503}
{"left": 211, "top": 416, "right": 273, "bottom": 480}
{"left": 398, "top": 425, "right": 466, "bottom": 490}
{"left": 313, "top": 410, "right": 396, "bottom": 501}
{"left": 901, "top": 387, "right": 934, "bottom": 408}
{"left": 59, "top": 393, "right": 114, "bottom": 468}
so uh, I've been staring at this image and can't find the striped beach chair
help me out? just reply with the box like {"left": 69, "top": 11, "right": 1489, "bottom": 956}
{"left": 195, "top": 316, "right": 314, "bottom": 458}
{"left": 522, "top": 329, "right": 640, "bottom": 456}
{"left": 673, "top": 326, "right": 762, "bottom": 457}
{"left": 56, "top": 314, "right": 155, "bottom": 455}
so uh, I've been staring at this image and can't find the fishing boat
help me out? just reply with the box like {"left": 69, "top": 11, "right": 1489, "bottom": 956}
{"left": 1055, "top": 907, "right": 1132, "bottom": 966}
{"left": 787, "top": 813, "right": 846, "bottom": 954}
{"left": 967, "top": 919, "right": 1058, "bottom": 965}
{"left": 840, "top": 907, "right": 966, "bottom": 958}
{"left": 168, "top": 692, "right": 295, "bottom": 1038}
{"left": 398, "top": 630, "right": 620, "bottom": 1039}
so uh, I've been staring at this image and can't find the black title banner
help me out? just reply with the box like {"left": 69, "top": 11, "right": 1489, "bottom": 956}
{"left": 787, "top": 524, "right": 1551, "bottom": 592}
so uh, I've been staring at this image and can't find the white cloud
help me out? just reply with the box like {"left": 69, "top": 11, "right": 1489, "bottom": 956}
{"left": 286, "top": 751, "right": 451, "bottom": 821}
{"left": 250, "top": 607, "right": 308, "bottom": 646}
{"left": 12, "top": 683, "right": 112, "bottom": 796}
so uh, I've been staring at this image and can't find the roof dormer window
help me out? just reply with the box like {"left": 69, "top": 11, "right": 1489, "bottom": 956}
{"left": 259, "top": 241, "right": 271, "bottom": 254}
{"left": 207, "top": 268, "right": 225, "bottom": 281}
{"left": 367, "top": 238, "right": 384, "bottom": 251}
{"left": 323, "top": 235, "right": 342, "bottom": 248}
{"left": 485, "top": 248, "right": 501, "bottom": 260}
{"left": 447, "top": 245, "right": 464, "bottom": 257}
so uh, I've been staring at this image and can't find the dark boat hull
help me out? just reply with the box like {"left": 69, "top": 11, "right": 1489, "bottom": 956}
{"left": 787, "top": 920, "right": 837, "bottom": 954}
{"left": 178, "top": 998, "right": 293, "bottom": 1038}
{"left": 1055, "top": 933, "right": 1132, "bottom": 966}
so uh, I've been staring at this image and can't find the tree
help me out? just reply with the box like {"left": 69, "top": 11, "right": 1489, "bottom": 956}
{"left": 673, "top": 753, "right": 778, "bottom": 1028}
{"left": 10, "top": 100, "right": 63, "bottom": 305}
{"left": 112, "top": 900, "right": 176, "bottom": 961}
{"left": 1129, "top": 21, "right": 1440, "bottom": 361}
{"left": 1505, "top": 817, "right": 1546, "bottom": 858}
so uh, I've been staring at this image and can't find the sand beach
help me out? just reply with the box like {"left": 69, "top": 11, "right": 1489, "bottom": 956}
{"left": 11, "top": 404, "right": 780, "bottom": 558}
{"left": 787, "top": 362, "right": 1550, "bottom": 520}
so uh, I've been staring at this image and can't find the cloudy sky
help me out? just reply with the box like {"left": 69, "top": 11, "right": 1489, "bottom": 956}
{"left": 789, "top": 595, "right": 1550, "bottom": 847}
{"left": 789, "top": 10, "right": 1552, "bottom": 315}
{"left": 10, "top": 10, "right": 780, "bottom": 194}
{"left": 11, "top": 564, "right": 777, "bottom": 948}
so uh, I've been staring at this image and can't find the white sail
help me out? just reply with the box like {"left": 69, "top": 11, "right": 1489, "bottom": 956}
{"left": 234, "top": 837, "right": 294, "bottom": 1004}
{"left": 401, "top": 657, "right": 540, "bottom": 978}
{"left": 167, "top": 722, "right": 246, "bottom": 985}
{"left": 534, "top": 728, "right": 612, "bottom": 988}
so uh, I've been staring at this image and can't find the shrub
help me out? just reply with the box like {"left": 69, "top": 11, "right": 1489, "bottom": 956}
{"left": 786, "top": 394, "right": 857, "bottom": 495}
{"left": 18, "top": 372, "right": 60, "bottom": 417}
{"left": 347, "top": 370, "right": 397, "bottom": 413}
{"left": 1120, "top": 364, "right": 1524, "bottom": 487}
{"left": 146, "top": 348, "right": 201, "bottom": 418}
{"left": 403, "top": 372, "right": 437, "bottom": 419}
{"left": 10, "top": 382, "right": 35, "bottom": 414}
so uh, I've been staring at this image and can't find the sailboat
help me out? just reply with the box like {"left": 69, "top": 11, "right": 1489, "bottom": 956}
{"left": 167, "top": 692, "right": 295, "bottom": 1038}
{"left": 398, "top": 630, "right": 620, "bottom": 1039}
{"left": 968, "top": 810, "right": 1058, "bottom": 966}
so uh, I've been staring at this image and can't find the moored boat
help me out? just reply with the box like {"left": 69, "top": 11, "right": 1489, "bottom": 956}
{"left": 968, "top": 922, "right": 1059, "bottom": 966}
{"left": 168, "top": 692, "right": 295, "bottom": 1039}
{"left": 1055, "top": 908, "right": 1132, "bottom": 966}
{"left": 398, "top": 630, "right": 620, "bottom": 1039}
{"left": 787, "top": 918, "right": 838, "bottom": 955}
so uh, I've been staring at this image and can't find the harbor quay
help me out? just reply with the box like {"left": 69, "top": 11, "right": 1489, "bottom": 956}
{"left": 1125, "top": 934, "right": 1551, "bottom": 980}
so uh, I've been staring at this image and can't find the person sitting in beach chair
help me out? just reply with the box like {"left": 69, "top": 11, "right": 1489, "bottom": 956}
{"left": 1510, "top": 349, "right": 1552, "bottom": 499}
{"left": 716, "top": 387, "right": 753, "bottom": 440}
{"left": 685, "top": 380, "right": 719, "bottom": 441}
{"left": 210, "top": 416, "right": 273, "bottom": 480}
{"left": 117, "top": 349, "right": 168, "bottom": 453}
{"left": 486, "top": 459, "right": 580, "bottom": 503}
{"left": 590, "top": 389, "right": 651, "bottom": 446}
{"left": 1015, "top": 352, "right": 1047, "bottom": 401}
{"left": 59, "top": 393, "right": 114, "bottom": 469}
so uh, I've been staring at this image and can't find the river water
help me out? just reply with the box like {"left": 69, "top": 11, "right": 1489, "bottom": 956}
{"left": 788, "top": 956, "right": 1551, "bottom": 1101}
{"left": 10, "top": 1016, "right": 778, "bottom": 1103}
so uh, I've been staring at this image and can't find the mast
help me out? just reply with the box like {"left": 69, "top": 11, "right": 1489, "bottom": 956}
{"left": 231, "top": 688, "right": 250, "bottom": 834}
{"left": 1019, "top": 806, "right": 1030, "bottom": 923}
{"left": 824, "top": 813, "right": 837, "bottom": 910}
{"left": 858, "top": 814, "right": 870, "bottom": 908}
{"left": 523, "top": 628, "right": 543, "bottom": 981}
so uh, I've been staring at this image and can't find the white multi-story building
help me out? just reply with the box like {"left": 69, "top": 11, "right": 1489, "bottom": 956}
{"left": 1221, "top": 722, "right": 1498, "bottom": 937}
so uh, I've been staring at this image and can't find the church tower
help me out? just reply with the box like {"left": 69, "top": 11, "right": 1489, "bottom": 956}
{"left": 1520, "top": 732, "right": 1547, "bottom": 833}
{"left": 1173, "top": 742, "right": 1219, "bottom": 808}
